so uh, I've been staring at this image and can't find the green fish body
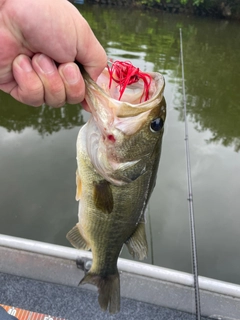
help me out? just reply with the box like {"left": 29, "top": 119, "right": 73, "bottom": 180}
{"left": 67, "top": 66, "right": 166, "bottom": 314}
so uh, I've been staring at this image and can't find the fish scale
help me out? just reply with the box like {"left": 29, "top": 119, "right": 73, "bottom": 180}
{"left": 67, "top": 63, "right": 166, "bottom": 314}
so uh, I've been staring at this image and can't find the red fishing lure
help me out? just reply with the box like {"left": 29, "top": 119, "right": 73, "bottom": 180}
{"left": 107, "top": 61, "right": 152, "bottom": 102}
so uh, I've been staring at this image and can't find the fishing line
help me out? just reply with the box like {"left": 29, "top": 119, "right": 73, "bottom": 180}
{"left": 179, "top": 28, "right": 201, "bottom": 320}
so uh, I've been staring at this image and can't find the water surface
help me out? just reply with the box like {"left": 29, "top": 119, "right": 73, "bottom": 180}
{"left": 1, "top": 4, "right": 240, "bottom": 285}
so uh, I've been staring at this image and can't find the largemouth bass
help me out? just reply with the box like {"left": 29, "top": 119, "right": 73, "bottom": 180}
{"left": 67, "top": 62, "right": 166, "bottom": 314}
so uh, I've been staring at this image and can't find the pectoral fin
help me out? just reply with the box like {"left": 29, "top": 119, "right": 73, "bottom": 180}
{"left": 66, "top": 223, "right": 90, "bottom": 250}
{"left": 125, "top": 221, "right": 148, "bottom": 260}
{"left": 75, "top": 170, "right": 82, "bottom": 201}
{"left": 93, "top": 180, "right": 114, "bottom": 214}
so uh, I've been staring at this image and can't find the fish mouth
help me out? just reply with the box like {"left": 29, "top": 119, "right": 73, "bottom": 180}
{"left": 82, "top": 64, "right": 166, "bottom": 185}
{"left": 84, "top": 66, "right": 165, "bottom": 136}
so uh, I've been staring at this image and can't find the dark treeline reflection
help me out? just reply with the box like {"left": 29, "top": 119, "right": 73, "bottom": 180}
{"left": 80, "top": 4, "right": 240, "bottom": 152}
{"left": 0, "top": 92, "right": 85, "bottom": 135}
{"left": 180, "top": 20, "right": 240, "bottom": 152}
{"left": 1, "top": 5, "right": 240, "bottom": 150}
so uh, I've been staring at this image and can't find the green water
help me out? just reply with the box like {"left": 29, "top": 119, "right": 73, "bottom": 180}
{"left": 0, "top": 4, "right": 240, "bottom": 285}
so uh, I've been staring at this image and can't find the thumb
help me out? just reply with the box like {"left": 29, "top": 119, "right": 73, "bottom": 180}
{"left": 74, "top": 17, "right": 107, "bottom": 81}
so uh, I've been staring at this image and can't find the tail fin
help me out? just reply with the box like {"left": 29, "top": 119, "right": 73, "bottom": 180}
{"left": 80, "top": 271, "right": 120, "bottom": 314}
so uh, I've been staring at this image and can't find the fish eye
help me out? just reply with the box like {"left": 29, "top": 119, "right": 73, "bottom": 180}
{"left": 150, "top": 118, "right": 164, "bottom": 132}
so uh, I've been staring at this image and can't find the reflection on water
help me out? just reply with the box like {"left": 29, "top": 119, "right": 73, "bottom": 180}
{"left": 0, "top": 92, "right": 85, "bottom": 135}
{"left": 0, "top": 5, "right": 240, "bottom": 285}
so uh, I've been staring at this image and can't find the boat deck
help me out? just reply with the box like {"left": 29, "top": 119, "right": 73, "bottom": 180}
{"left": 1, "top": 235, "right": 240, "bottom": 319}
{"left": 0, "top": 272, "right": 207, "bottom": 320}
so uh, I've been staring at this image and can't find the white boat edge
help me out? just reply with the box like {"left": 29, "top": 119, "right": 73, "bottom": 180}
{"left": 0, "top": 234, "right": 239, "bottom": 319}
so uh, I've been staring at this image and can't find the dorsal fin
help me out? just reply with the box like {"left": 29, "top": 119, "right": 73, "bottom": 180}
{"left": 125, "top": 219, "right": 148, "bottom": 260}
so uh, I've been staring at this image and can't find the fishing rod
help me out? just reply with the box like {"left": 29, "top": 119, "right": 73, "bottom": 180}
{"left": 179, "top": 28, "right": 201, "bottom": 320}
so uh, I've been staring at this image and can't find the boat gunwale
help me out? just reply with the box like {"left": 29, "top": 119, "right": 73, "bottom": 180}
{"left": 0, "top": 233, "right": 240, "bottom": 299}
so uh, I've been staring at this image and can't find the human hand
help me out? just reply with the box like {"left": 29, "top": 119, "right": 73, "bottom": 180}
{"left": 0, "top": 0, "right": 107, "bottom": 107}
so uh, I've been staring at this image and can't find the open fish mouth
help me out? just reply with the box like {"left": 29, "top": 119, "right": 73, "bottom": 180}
{"left": 83, "top": 60, "right": 165, "bottom": 134}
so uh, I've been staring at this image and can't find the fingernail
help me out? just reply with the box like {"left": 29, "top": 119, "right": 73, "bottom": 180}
{"left": 37, "top": 54, "right": 55, "bottom": 74}
{"left": 62, "top": 64, "right": 80, "bottom": 84}
{"left": 17, "top": 56, "right": 33, "bottom": 72}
